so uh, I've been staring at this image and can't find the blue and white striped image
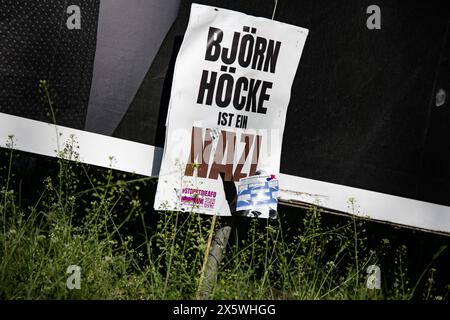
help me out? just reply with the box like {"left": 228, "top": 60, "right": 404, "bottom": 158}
{"left": 237, "top": 175, "right": 279, "bottom": 212}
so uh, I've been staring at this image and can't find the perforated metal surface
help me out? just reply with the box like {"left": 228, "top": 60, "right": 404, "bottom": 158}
{"left": 0, "top": 0, "right": 99, "bottom": 128}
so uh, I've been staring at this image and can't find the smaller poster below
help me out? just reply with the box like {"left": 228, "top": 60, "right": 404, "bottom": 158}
{"left": 236, "top": 173, "right": 279, "bottom": 219}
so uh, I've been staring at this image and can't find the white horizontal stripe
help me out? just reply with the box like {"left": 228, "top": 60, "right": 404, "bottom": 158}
{"left": 278, "top": 174, "right": 450, "bottom": 235}
{"left": 0, "top": 113, "right": 161, "bottom": 177}
{"left": 1, "top": 112, "right": 449, "bottom": 234}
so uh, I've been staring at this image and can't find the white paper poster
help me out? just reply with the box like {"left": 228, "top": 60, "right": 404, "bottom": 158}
{"left": 154, "top": 4, "right": 308, "bottom": 217}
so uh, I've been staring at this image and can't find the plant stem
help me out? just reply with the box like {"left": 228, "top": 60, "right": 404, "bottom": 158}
{"left": 197, "top": 213, "right": 217, "bottom": 299}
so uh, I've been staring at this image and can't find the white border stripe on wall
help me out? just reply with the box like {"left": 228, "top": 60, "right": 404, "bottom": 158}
{"left": 1, "top": 112, "right": 449, "bottom": 234}
{"left": 0, "top": 113, "right": 162, "bottom": 177}
{"left": 279, "top": 175, "right": 450, "bottom": 234}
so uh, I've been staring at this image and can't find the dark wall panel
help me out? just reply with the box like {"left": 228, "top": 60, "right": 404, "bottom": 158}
{"left": 418, "top": 22, "right": 450, "bottom": 206}
{"left": 114, "top": 0, "right": 450, "bottom": 206}
{"left": 0, "top": 0, "right": 448, "bottom": 206}
{"left": 279, "top": 0, "right": 448, "bottom": 203}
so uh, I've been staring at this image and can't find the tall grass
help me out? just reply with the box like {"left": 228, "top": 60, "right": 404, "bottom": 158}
{"left": 0, "top": 137, "right": 448, "bottom": 300}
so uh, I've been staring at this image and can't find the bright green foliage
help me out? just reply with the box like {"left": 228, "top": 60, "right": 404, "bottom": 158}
{"left": 0, "top": 138, "right": 448, "bottom": 300}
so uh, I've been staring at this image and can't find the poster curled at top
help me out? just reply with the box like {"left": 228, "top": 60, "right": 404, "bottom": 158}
{"left": 154, "top": 3, "right": 308, "bottom": 217}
